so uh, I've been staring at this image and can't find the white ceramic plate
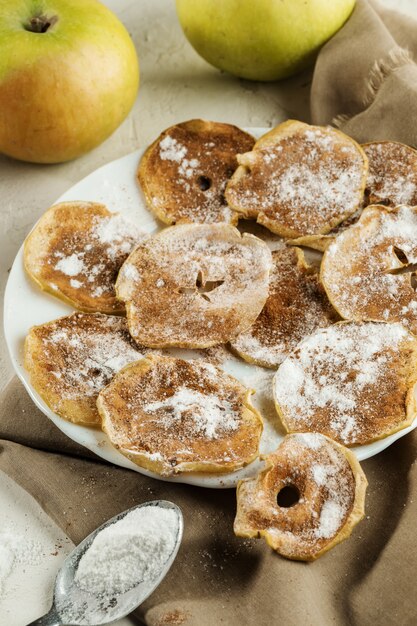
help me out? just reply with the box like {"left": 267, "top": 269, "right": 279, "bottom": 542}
{"left": 5, "top": 128, "right": 417, "bottom": 489}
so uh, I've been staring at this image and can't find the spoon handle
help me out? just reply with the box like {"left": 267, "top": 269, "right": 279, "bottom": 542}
{"left": 27, "top": 607, "right": 61, "bottom": 626}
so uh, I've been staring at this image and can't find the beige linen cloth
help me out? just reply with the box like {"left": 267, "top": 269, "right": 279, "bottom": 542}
{"left": 2, "top": 1, "right": 417, "bottom": 624}
{"left": 311, "top": 0, "right": 417, "bottom": 144}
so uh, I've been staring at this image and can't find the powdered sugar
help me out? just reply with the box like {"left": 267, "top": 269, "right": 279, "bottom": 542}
{"left": 0, "top": 530, "right": 43, "bottom": 595}
{"left": 28, "top": 313, "right": 146, "bottom": 424}
{"left": 271, "top": 162, "right": 358, "bottom": 223}
{"left": 180, "top": 158, "right": 200, "bottom": 179}
{"left": 227, "top": 124, "right": 365, "bottom": 236}
{"left": 159, "top": 135, "right": 188, "bottom": 163}
{"left": 235, "top": 433, "right": 359, "bottom": 559}
{"left": 364, "top": 141, "right": 417, "bottom": 206}
{"left": 159, "top": 135, "right": 201, "bottom": 183}
{"left": 142, "top": 122, "right": 254, "bottom": 225}
{"left": 55, "top": 254, "right": 85, "bottom": 277}
{"left": 56, "top": 505, "right": 179, "bottom": 625}
{"left": 115, "top": 224, "right": 272, "bottom": 348}
{"left": 144, "top": 387, "right": 239, "bottom": 439}
{"left": 92, "top": 214, "right": 141, "bottom": 260}
{"left": 291, "top": 435, "right": 355, "bottom": 543}
{"left": 38, "top": 204, "right": 144, "bottom": 311}
{"left": 99, "top": 355, "right": 262, "bottom": 475}
{"left": 119, "top": 263, "right": 141, "bottom": 283}
{"left": 231, "top": 247, "right": 336, "bottom": 368}
{"left": 74, "top": 505, "right": 178, "bottom": 596}
{"left": 312, "top": 463, "right": 335, "bottom": 486}
{"left": 373, "top": 205, "right": 417, "bottom": 253}
{"left": 377, "top": 176, "right": 416, "bottom": 205}
{"left": 315, "top": 500, "right": 345, "bottom": 539}
{"left": 274, "top": 322, "right": 414, "bottom": 445}
{"left": 44, "top": 319, "right": 143, "bottom": 399}
{"left": 322, "top": 205, "right": 417, "bottom": 332}
{"left": 293, "top": 432, "right": 324, "bottom": 451}
{"left": 233, "top": 332, "right": 284, "bottom": 367}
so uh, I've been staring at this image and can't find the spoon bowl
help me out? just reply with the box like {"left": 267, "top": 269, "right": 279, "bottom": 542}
{"left": 28, "top": 500, "right": 183, "bottom": 626}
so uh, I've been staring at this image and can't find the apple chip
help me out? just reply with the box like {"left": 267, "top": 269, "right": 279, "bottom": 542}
{"left": 98, "top": 355, "right": 263, "bottom": 475}
{"left": 24, "top": 202, "right": 144, "bottom": 314}
{"left": 116, "top": 223, "right": 272, "bottom": 348}
{"left": 225, "top": 120, "right": 368, "bottom": 238}
{"left": 138, "top": 119, "right": 254, "bottom": 225}
{"left": 321, "top": 204, "right": 417, "bottom": 332}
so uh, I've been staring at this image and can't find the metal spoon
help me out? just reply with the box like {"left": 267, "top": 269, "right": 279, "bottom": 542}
{"left": 28, "top": 500, "right": 183, "bottom": 626}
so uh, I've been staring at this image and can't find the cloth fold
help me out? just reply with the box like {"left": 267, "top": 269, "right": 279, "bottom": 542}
{"left": 311, "top": 0, "right": 417, "bottom": 146}
{"left": 1, "top": 377, "right": 417, "bottom": 625}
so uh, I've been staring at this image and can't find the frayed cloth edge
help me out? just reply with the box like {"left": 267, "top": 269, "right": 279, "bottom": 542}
{"left": 332, "top": 46, "right": 414, "bottom": 128}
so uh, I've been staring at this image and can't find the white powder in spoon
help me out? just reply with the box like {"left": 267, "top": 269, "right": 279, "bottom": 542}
{"left": 74, "top": 506, "right": 178, "bottom": 596}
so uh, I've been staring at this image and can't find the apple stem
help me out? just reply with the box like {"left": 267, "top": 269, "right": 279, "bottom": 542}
{"left": 25, "top": 14, "right": 58, "bottom": 33}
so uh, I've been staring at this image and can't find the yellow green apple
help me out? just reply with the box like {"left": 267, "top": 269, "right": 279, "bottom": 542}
{"left": 0, "top": 0, "right": 139, "bottom": 163}
{"left": 176, "top": 0, "right": 355, "bottom": 81}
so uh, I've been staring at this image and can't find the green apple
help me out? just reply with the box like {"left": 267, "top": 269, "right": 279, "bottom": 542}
{"left": 0, "top": 0, "right": 139, "bottom": 163}
{"left": 176, "top": 0, "right": 355, "bottom": 81}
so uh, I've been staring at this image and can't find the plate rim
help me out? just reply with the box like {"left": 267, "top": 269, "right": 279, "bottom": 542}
{"left": 5, "top": 131, "right": 417, "bottom": 489}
